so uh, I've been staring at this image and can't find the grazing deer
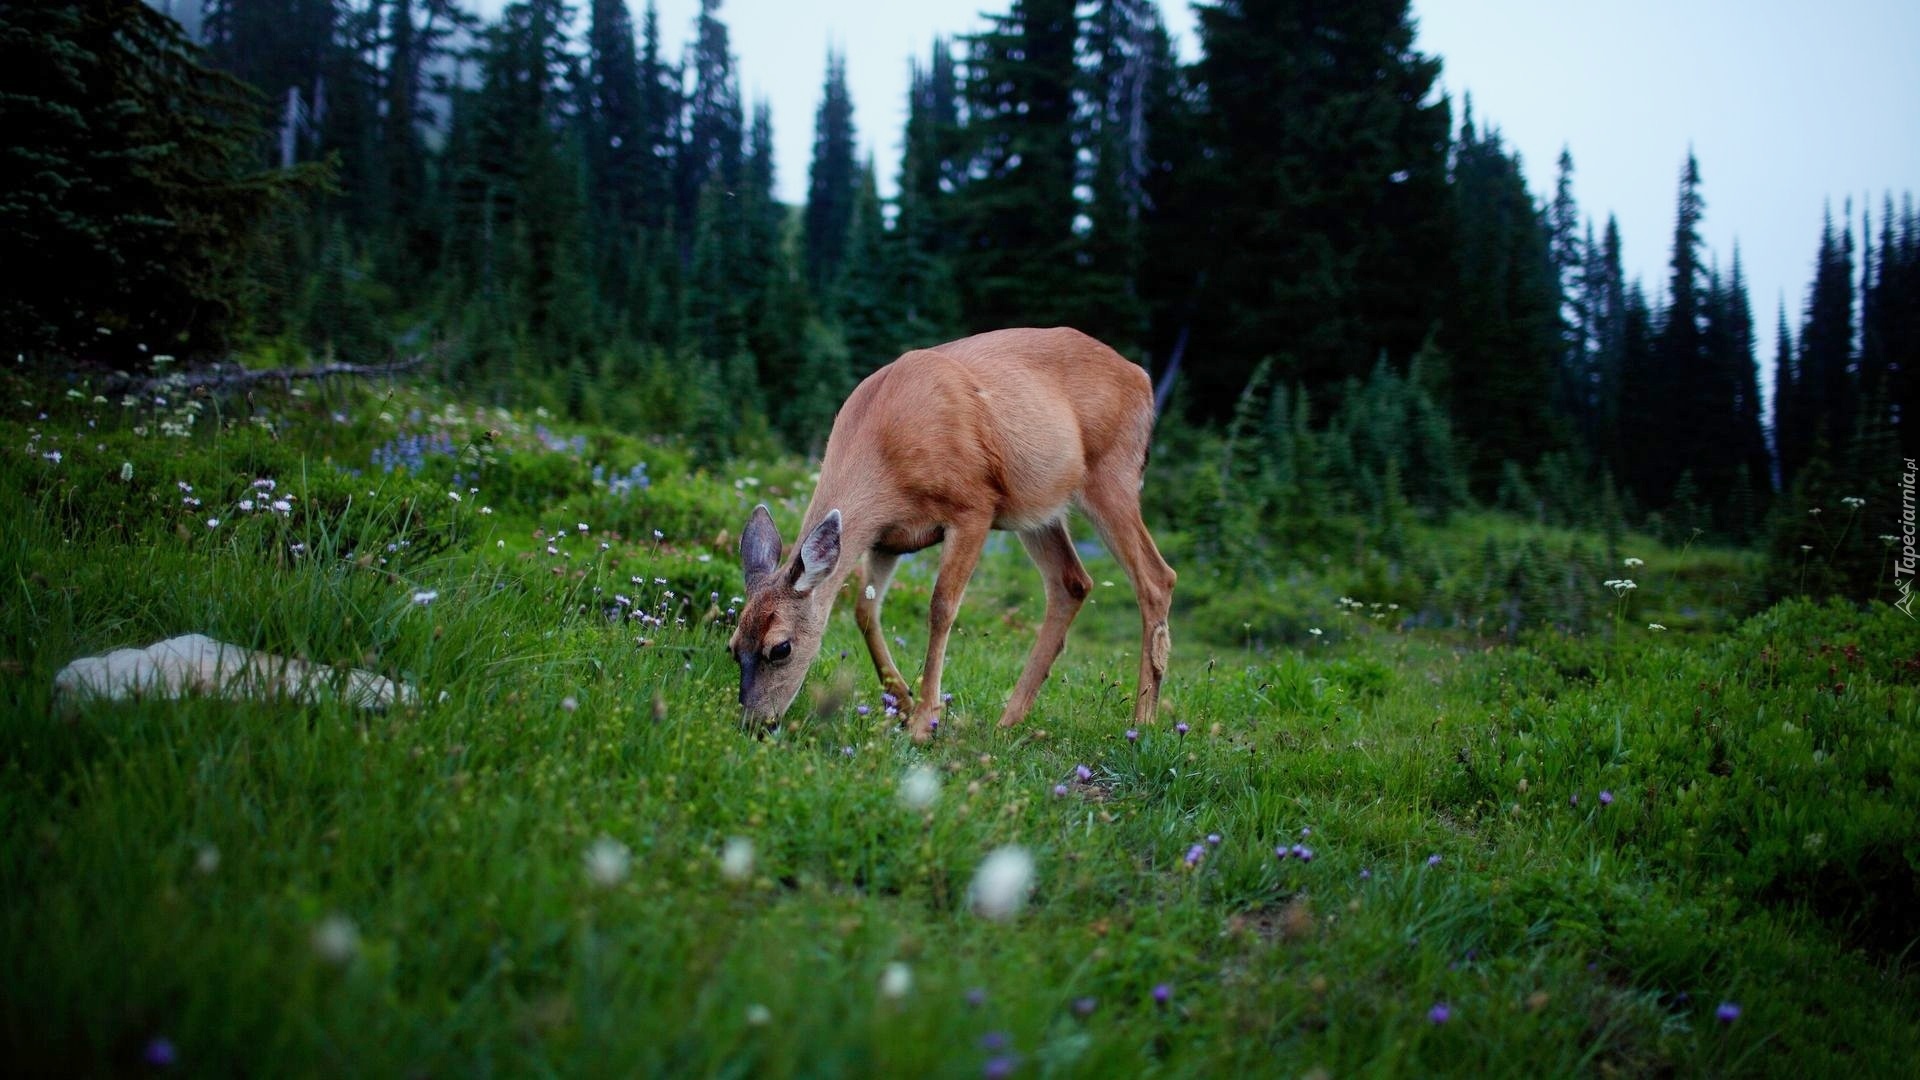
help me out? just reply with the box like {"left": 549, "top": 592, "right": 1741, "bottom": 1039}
{"left": 730, "top": 327, "right": 1176, "bottom": 740}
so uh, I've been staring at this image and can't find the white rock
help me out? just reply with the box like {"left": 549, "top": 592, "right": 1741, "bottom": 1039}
{"left": 53, "top": 634, "right": 416, "bottom": 709}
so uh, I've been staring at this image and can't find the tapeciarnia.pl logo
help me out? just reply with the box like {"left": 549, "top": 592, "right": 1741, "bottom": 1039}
{"left": 1897, "top": 457, "right": 1917, "bottom": 617}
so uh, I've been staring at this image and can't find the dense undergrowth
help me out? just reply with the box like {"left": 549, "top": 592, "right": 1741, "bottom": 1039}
{"left": 2, "top": 369, "right": 1915, "bottom": 1075}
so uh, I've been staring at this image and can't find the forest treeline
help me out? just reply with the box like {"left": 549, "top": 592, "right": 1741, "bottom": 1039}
{"left": 3, "top": 0, "right": 1916, "bottom": 581}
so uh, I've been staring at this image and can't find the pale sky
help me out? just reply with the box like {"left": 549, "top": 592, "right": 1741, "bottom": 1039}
{"left": 487, "top": 0, "right": 1920, "bottom": 402}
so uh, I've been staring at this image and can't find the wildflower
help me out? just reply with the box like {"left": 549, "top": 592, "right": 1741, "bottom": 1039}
{"left": 289, "top": 543, "right": 305, "bottom": 556}
{"left": 1570, "top": 792, "right": 1579, "bottom": 807}
{"left": 1300, "top": 827, "right": 1312, "bottom": 837}
{"left": 653, "top": 529, "right": 664, "bottom": 540}
{"left": 879, "top": 962, "right": 913, "bottom": 1000}
{"left": 583, "top": 837, "right": 631, "bottom": 887}
{"left": 1072, "top": 996, "right": 1098, "bottom": 1017}
{"left": 1175, "top": 722, "right": 1190, "bottom": 736}
{"left": 1799, "top": 544, "right": 1813, "bottom": 553}
{"left": 1808, "top": 507, "right": 1821, "bottom": 515}
{"left": 238, "top": 499, "right": 254, "bottom": 513}
{"left": 560, "top": 696, "right": 578, "bottom": 712}
{"left": 42, "top": 450, "right": 61, "bottom": 464}
{"left": 745, "top": 1003, "right": 772, "bottom": 1026}
{"left": 1275, "top": 846, "right": 1291, "bottom": 860}
{"left": 983, "top": 1055, "right": 1018, "bottom": 1079}
{"left": 969, "top": 845, "right": 1036, "bottom": 921}
{"left": 448, "top": 491, "right": 462, "bottom": 502}
{"left": 1153, "top": 983, "right": 1172, "bottom": 1006}
{"left": 841, "top": 746, "right": 855, "bottom": 758}
{"left": 856, "top": 704, "right": 871, "bottom": 716}
{"left": 1599, "top": 790, "right": 1614, "bottom": 806}
{"left": 195, "top": 844, "right": 220, "bottom": 875}
{"left": 1292, "top": 845, "right": 1315, "bottom": 862}
{"left": 205, "top": 518, "right": 220, "bottom": 529}
{"left": 1840, "top": 496, "right": 1865, "bottom": 509}
{"left": 1185, "top": 844, "right": 1205, "bottom": 867}
{"left": 412, "top": 590, "right": 438, "bottom": 606}
{"left": 1602, "top": 578, "right": 1637, "bottom": 594}
{"left": 251, "top": 478, "right": 275, "bottom": 491}
{"left": 1126, "top": 728, "right": 1139, "bottom": 743}
{"left": 182, "top": 496, "right": 201, "bottom": 508}
{"left": 1206, "top": 833, "right": 1222, "bottom": 846}
{"left": 1648, "top": 623, "right": 1667, "bottom": 631}
{"left": 899, "top": 766, "right": 941, "bottom": 810}
{"left": 1053, "top": 784, "right": 1068, "bottom": 798}
{"left": 271, "top": 499, "right": 291, "bottom": 514}
{"left": 1075, "top": 764, "right": 1092, "bottom": 782}
{"left": 578, "top": 523, "right": 589, "bottom": 532}
{"left": 1308, "top": 627, "right": 1323, "bottom": 636}
{"left": 119, "top": 461, "right": 133, "bottom": 482}
{"left": 965, "top": 987, "right": 988, "bottom": 1008}
{"left": 1428, "top": 1002, "right": 1452, "bottom": 1024}
{"left": 1358, "top": 867, "right": 1372, "bottom": 880}
{"left": 311, "top": 913, "right": 360, "bottom": 966}
{"left": 144, "top": 1037, "right": 177, "bottom": 1067}
{"left": 1715, "top": 1001, "right": 1741, "bottom": 1024}
{"left": 721, "top": 837, "right": 756, "bottom": 882}
{"left": 1623, "top": 556, "right": 1645, "bottom": 567}
{"left": 177, "top": 480, "right": 193, "bottom": 493}
{"left": 1426, "top": 853, "right": 1442, "bottom": 867}
{"left": 479, "top": 506, "right": 493, "bottom": 515}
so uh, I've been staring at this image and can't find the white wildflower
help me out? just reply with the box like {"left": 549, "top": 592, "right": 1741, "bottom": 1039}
{"left": 968, "top": 845, "right": 1036, "bottom": 921}
{"left": 206, "top": 517, "right": 220, "bottom": 529}
{"left": 1648, "top": 623, "right": 1667, "bottom": 631}
{"left": 1623, "top": 557, "right": 1644, "bottom": 568}
{"left": 720, "top": 836, "right": 756, "bottom": 882}
{"left": 1308, "top": 627, "right": 1323, "bottom": 636}
{"left": 898, "top": 765, "right": 942, "bottom": 811}
{"left": 745, "top": 1003, "right": 772, "bottom": 1026}
{"left": 878, "top": 961, "right": 913, "bottom": 1000}
{"left": 119, "top": 461, "right": 133, "bottom": 482}
{"left": 412, "top": 590, "right": 438, "bottom": 605}
{"left": 583, "top": 837, "right": 631, "bottom": 888}
{"left": 195, "top": 843, "right": 220, "bottom": 875}
{"left": 448, "top": 491, "right": 462, "bottom": 502}
{"left": 311, "top": 914, "right": 360, "bottom": 966}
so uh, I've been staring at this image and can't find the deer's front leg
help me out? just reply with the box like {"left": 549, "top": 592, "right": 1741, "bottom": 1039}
{"left": 854, "top": 551, "right": 913, "bottom": 710}
{"left": 909, "top": 516, "right": 990, "bottom": 742}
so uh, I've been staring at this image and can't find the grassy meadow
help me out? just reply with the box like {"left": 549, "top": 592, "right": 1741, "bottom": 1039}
{"left": 3, "top": 370, "right": 1917, "bottom": 1076}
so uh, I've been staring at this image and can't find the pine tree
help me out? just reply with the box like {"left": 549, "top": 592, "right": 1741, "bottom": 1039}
{"left": 803, "top": 48, "right": 858, "bottom": 296}
{"left": 675, "top": 0, "right": 742, "bottom": 266}
{"left": 1182, "top": 0, "right": 1451, "bottom": 413}
{"left": 1076, "top": 0, "right": 1163, "bottom": 351}
{"left": 950, "top": 0, "right": 1082, "bottom": 331}
{"left": 1441, "top": 110, "right": 1564, "bottom": 494}
{"left": 1, "top": 0, "right": 311, "bottom": 363}
{"left": 1799, "top": 204, "right": 1857, "bottom": 465}
{"left": 893, "top": 38, "right": 963, "bottom": 346}
{"left": 1771, "top": 302, "right": 1804, "bottom": 482}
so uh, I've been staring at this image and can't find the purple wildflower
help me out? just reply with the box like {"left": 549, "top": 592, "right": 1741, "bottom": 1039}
{"left": 1275, "top": 846, "right": 1290, "bottom": 860}
{"left": 1053, "top": 784, "right": 1069, "bottom": 798}
{"left": 965, "top": 987, "right": 988, "bottom": 1008}
{"left": 1428, "top": 1002, "right": 1451, "bottom": 1024}
{"left": 1716, "top": 1001, "right": 1741, "bottom": 1024}
{"left": 983, "top": 1055, "right": 1019, "bottom": 1079}
{"left": 979, "top": 1031, "right": 1009, "bottom": 1052}
{"left": 1570, "top": 792, "right": 1580, "bottom": 807}
{"left": 1293, "top": 845, "right": 1314, "bottom": 862}
{"left": 1152, "top": 983, "right": 1172, "bottom": 1006}
{"left": 1599, "top": 790, "right": 1614, "bottom": 806}
{"left": 882, "top": 692, "right": 899, "bottom": 708}
{"left": 1175, "top": 722, "right": 1190, "bottom": 736}
{"left": 1185, "top": 844, "right": 1205, "bottom": 866}
{"left": 841, "top": 746, "right": 856, "bottom": 758}
{"left": 144, "top": 1037, "right": 177, "bottom": 1067}
{"left": 856, "top": 705, "right": 870, "bottom": 716}
{"left": 1126, "top": 729, "right": 1139, "bottom": 743}
{"left": 1072, "top": 996, "right": 1098, "bottom": 1018}
{"left": 1075, "top": 764, "right": 1092, "bottom": 782}
{"left": 1426, "top": 853, "right": 1442, "bottom": 867}
{"left": 1359, "top": 867, "right": 1371, "bottom": 880}
{"left": 1206, "top": 833, "right": 1222, "bottom": 846}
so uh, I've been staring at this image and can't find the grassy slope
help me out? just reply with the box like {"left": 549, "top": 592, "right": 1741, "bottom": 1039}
{"left": 2, "top": 376, "right": 1916, "bottom": 1076}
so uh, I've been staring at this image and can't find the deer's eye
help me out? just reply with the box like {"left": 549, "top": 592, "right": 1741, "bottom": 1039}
{"left": 768, "top": 640, "right": 793, "bottom": 663}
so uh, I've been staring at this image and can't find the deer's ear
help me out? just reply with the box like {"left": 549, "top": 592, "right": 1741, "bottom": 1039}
{"left": 742, "top": 504, "right": 782, "bottom": 587}
{"left": 792, "top": 509, "right": 841, "bottom": 595}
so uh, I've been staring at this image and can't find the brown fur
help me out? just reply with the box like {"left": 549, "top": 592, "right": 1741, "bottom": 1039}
{"left": 730, "top": 327, "right": 1176, "bottom": 738}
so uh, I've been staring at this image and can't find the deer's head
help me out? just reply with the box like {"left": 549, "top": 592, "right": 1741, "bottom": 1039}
{"left": 730, "top": 504, "right": 842, "bottom": 722}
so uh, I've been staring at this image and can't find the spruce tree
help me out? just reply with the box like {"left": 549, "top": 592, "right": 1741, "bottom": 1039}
{"left": 803, "top": 48, "right": 858, "bottom": 296}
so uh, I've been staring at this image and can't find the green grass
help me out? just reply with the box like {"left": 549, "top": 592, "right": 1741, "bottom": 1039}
{"left": 2, "top": 375, "right": 1916, "bottom": 1075}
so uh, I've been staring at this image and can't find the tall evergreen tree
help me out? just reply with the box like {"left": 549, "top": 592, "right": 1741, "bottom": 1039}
{"left": 1076, "top": 0, "right": 1164, "bottom": 351}
{"left": 1441, "top": 110, "right": 1564, "bottom": 493}
{"left": 803, "top": 48, "right": 858, "bottom": 296}
{"left": 1, "top": 0, "right": 310, "bottom": 363}
{"left": 1798, "top": 205, "right": 1857, "bottom": 465}
{"left": 892, "top": 38, "right": 963, "bottom": 346}
{"left": 1182, "top": 0, "right": 1452, "bottom": 412}
{"left": 1771, "top": 301, "right": 1804, "bottom": 482}
{"left": 675, "top": 0, "right": 742, "bottom": 266}
{"left": 950, "top": 0, "right": 1082, "bottom": 331}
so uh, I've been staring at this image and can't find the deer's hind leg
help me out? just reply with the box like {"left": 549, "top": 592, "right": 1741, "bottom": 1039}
{"left": 1078, "top": 472, "right": 1176, "bottom": 727}
{"left": 998, "top": 518, "right": 1095, "bottom": 729}
{"left": 855, "top": 551, "right": 913, "bottom": 710}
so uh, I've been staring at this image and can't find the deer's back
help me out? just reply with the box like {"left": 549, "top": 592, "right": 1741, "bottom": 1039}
{"left": 822, "top": 328, "right": 1152, "bottom": 531}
